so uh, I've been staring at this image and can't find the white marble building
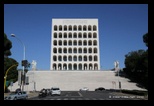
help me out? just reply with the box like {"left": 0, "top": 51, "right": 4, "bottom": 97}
{"left": 50, "top": 19, "right": 100, "bottom": 71}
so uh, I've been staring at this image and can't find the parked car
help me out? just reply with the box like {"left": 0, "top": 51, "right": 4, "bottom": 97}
{"left": 38, "top": 88, "right": 48, "bottom": 97}
{"left": 15, "top": 88, "right": 21, "bottom": 93}
{"left": 51, "top": 87, "right": 61, "bottom": 96}
{"left": 4, "top": 91, "right": 28, "bottom": 100}
{"left": 79, "top": 87, "right": 89, "bottom": 91}
{"left": 95, "top": 87, "right": 105, "bottom": 91}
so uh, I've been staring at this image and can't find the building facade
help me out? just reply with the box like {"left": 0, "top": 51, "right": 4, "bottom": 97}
{"left": 50, "top": 19, "right": 100, "bottom": 70}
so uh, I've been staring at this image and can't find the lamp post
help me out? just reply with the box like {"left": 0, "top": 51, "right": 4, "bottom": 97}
{"left": 11, "top": 34, "right": 26, "bottom": 91}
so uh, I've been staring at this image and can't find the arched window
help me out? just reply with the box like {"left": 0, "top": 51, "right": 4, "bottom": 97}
{"left": 83, "top": 40, "right": 87, "bottom": 46}
{"left": 59, "top": 33, "right": 62, "bottom": 38}
{"left": 53, "top": 40, "right": 57, "bottom": 46}
{"left": 68, "top": 56, "right": 72, "bottom": 61}
{"left": 83, "top": 33, "right": 87, "bottom": 38}
{"left": 64, "top": 33, "right": 67, "bottom": 38}
{"left": 54, "top": 25, "right": 57, "bottom": 31}
{"left": 59, "top": 40, "right": 62, "bottom": 46}
{"left": 78, "top": 25, "right": 82, "bottom": 31}
{"left": 58, "top": 48, "right": 62, "bottom": 53}
{"left": 73, "top": 40, "right": 77, "bottom": 46}
{"left": 54, "top": 33, "right": 57, "bottom": 38}
{"left": 78, "top": 48, "right": 82, "bottom": 53}
{"left": 89, "top": 55, "right": 92, "bottom": 61}
{"left": 83, "top": 25, "right": 87, "bottom": 31}
{"left": 73, "top": 64, "right": 77, "bottom": 70}
{"left": 63, "top": 48, "right": 67, "bottom": 53}
{"left": 94, "top": 56, "right": 98, "bottom": 61}
{"left": 69, "top": 33, "right": 72, "bottom": 38}
{"left": 93, "top": 25, "right": 97, "bottom": 31}
{"left": 88, "top": 33, "right": 92, "bottom": 38}
{"left": 59, "top": 25, "right": 62, "bottom": 31}
{"left": 73, "top": 33, "right": 77, "bottom": 38}
{"left": 79, "top": 64, "right": 82, "bottom": 70}
{"left": 93, "top": 33, "right": 97, "bottom": 38}
{"left": 53, "top": 48, "right": 57, "bottom": 53}
{"left": 88, "top": 48, "right": 92, "bottom": 53}
{"left": 64, "top": 25, "right": 67, "bottom": 31}
{"left": 58, "top": 56, "right": 62, "bottom": 61}
{"left": 93, "top": 40, "right": 97, "bottom": 46}
{"left": 63, "top": 63, "right": 67, "bottom": 70}
{"left": 73, "top": 25, "right": 77, "bottom": 31}
{"left": 73, "top": 56, "right": 77, "bottom": 61}
{"left": 88, "top": 40, "right": 92, "bottom": 46}
{"left": 94, "top": 48, "right": 97, "bottom": 53}
{"left": 83, "top": 48, "right": 87, "bottom": 53}
{"left": 78, "top": 56, "right": 82, "bottom": 61}
{"left": 64, "top": 40, "right": 67, "bottom": 46}
{"left": 68, "top": 48, "right": 72, "bottom": 53}
{"left": 88, "top": 25, "right": 92, "bottom": 31}
{"left": 68, "top": 64, "right": 72, "bottom": 70}
{"left": 84, "top": 56, "right": 87, "bottom": 61}
{"left": 69, "top": 25, "right": 72, "bottom": 31}
{"left": 78, "top": 40, "right": 82, "bottom": 46}
{"left": 58, "top": 64, "right": 62, "bottom": 70}
{"left": 73, "top": 48, "right": 77, "bottom": 53}
{"left": 53, "top": 56, "right": 57, "bottom": 61}
{"left": 63, "top": 56, "right": 67, "bottom": 61}
{"left": 53, "top": 63, "right": 56, "bottom": 70}
{"left": 78, "top": 33, "right": 82, "bottom": 38}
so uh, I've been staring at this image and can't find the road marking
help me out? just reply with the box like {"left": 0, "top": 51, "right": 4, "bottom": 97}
{"left": 78, "top": 92, "right": 82, "bottom": 97}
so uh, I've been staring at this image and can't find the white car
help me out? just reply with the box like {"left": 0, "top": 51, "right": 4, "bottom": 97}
{"left": 51, "top": 87, "right": 61, "bottom": 96}
{"left": 79, "top": 87, "right": 89, "bottom": 91}
{"left": 4, "top": 91, "right": 28, "bottom": 100}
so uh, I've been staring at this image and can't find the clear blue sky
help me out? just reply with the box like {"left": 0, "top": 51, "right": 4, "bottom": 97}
{"left": 4, "top": 4, "right": 148, "bottom": 70}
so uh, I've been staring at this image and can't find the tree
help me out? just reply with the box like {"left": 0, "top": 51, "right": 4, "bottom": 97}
{"left": 4, "top": 33, "right": 19, "bottom": 92}
{"left": 143, "top": 33, "right": 148, "bottom": 47}
{"left": 124, "top": 33, "right": 148, "bottom": 90}
{"left": 4, "top": 33, "right": 12, "bottom": 56}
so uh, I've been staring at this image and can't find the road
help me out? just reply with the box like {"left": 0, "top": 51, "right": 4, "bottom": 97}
{"left": 27, "top": 91, "right": 147, "bottom": 100}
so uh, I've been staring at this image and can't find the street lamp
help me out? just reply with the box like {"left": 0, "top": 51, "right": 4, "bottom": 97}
{"left": 11, "top": 34, "right": 26, "bottom": 91}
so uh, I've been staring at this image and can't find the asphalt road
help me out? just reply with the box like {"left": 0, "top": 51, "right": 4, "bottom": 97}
{"left": 27, "top": 91, "right": 147, "bottom": 100}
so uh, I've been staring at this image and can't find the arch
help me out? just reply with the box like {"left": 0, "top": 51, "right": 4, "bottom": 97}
{"left": 68, "top": 48, "right": 72, "bottom": 53}
{"left": 83, "top": 25, "right": 87, "bottom": 31}
{"left": 53, "top": 48, "right": 57, "bottom": 53}
{"left": 63, "top": 55, "right": 67, "bottom": 61}
{"left": 78, "top": 33, "right": 82, "bottom": 38}
{"left": 83, "top": 40, "right": 87, "bottom": 46}
{"left": 68, "top": 55, "right": 72, "bottom": 61}
{"left": 89, "top": 55, "right": 92, "bottom": 61}
{"left": 93, "top": 25, "right": 97, "bottom": 31}
{"left": 73, "top": 55, "right": 77, "bottom": 61}
{"left": 68, "top": 32, "right": 72, "bottom": 38}
{"left": 73, "top": 40, "right": 77, "bottom": 46}
{"left": 94, "top": 48, "right": 97, "bottom": 53}
{"left": 59, "top": 32, "right": 62, "bottom": 38}
{"left": 63, "top": 63, "right": 67, "bottom": 70}
{"left": 58, "top": 48, "right": 62, "bottom": 53}
{"left": 93, "top": 40, "right": 97, "bottom": 46}
{"left": 54, "top": 33, "right": 57, "bottom": 38}
{"left": 78, "top": 64, "right": 82, "bottom": 70}
{"left": 53, "top": 55, "right": 57, "bottom": 61}
{"left": 88, "top": 40, "right": 92, "bottom": 45}
{"left": 68, "top": 64, "right": 72, "bottom": 70}
{"left": 68, "top": 40, "right": 72, "bottom": 46}
{"left": 83, "top": 33, "right": 87, "bottom": 38}
{"left": 78, "top": 48, "right": 82, "bottom": 53}
{"left": 59, "top": 40, "right": 62, "bottom": 46}
{"left": 73, "top": 25, "right": 77, "bottom": 31}
{"left": 84, "top": 55, "right": 87, "bottom": 61}
{"left": 78, "top": 40, "right": 82, "bottom": 46}
{"left": 93, "top": 33, "right": 97, "bottom": 38}
{"left": 73, "top": 48, "right": 77, "bottom": 53}
{"left": 53, "top": 40, "right": 57, "bottom": 46}
{"left": 88, "top": 32, "right": 92, "bottom": 38}
{"left": 73, "top": 32, "right": 77, "bottom": 38}
{"left": 94, "top": 63, "right": 98, "bottom": 70}
{"left": 84, "top": 64, "right": 87, "bottom": 70}
{"left": 63, "top": 40, "right": 67, "bottom": 46}
{"left": 58, "top": 56, "right": 62, "bottom": 61}
{"left": 94, "top": 55, "right": 98, "bottom": 61}
{"left": 78, "top": 55, "right": 82, "bottom": 61}
{"left": 64, "top": 33, "right": 67, "bottom": 38}
{"left": 83, "top": 48, "right": 87, "bottom": 53}
{"left": 69, "top": 25, "right": 72, "bottom": 31}
{"left": 53, "top": 63, "right": 57, "bottom": 70}
{"left": 59, "top": 25, "right": 62, "bottom": 31}
{"left": 54, "top": 25, "right": 57, "bottom": 31}
{"left": 63, "top": 48, "right": 67, "bottom": 53}
{"left": 64, "top": 25, "right": 67, "bottom": 31}
{"left": 58, "top": 63, "right": 62, "bottom": 70}
{"left": 73, "top": 64, "right": 77, "bottom": 70}
{"left": 88, "top": 25, "right": 92, "bottom": 31}
{"left": 89, "top": 63, "right": 93, "bottom": 70}
{"left": 78, "top": 25, "right": 82, "bottom": 31}
{"left": 88, "top": 48, "right": 92, "bottom": 53}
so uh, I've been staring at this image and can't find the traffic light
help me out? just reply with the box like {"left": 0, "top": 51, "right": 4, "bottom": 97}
{"left": 21, "top": 60, "right": 28, "bottom": 67}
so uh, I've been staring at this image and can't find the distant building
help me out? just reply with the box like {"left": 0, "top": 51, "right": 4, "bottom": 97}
{"left": 50, "top": 18, "right": 100, "bottom": 70}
